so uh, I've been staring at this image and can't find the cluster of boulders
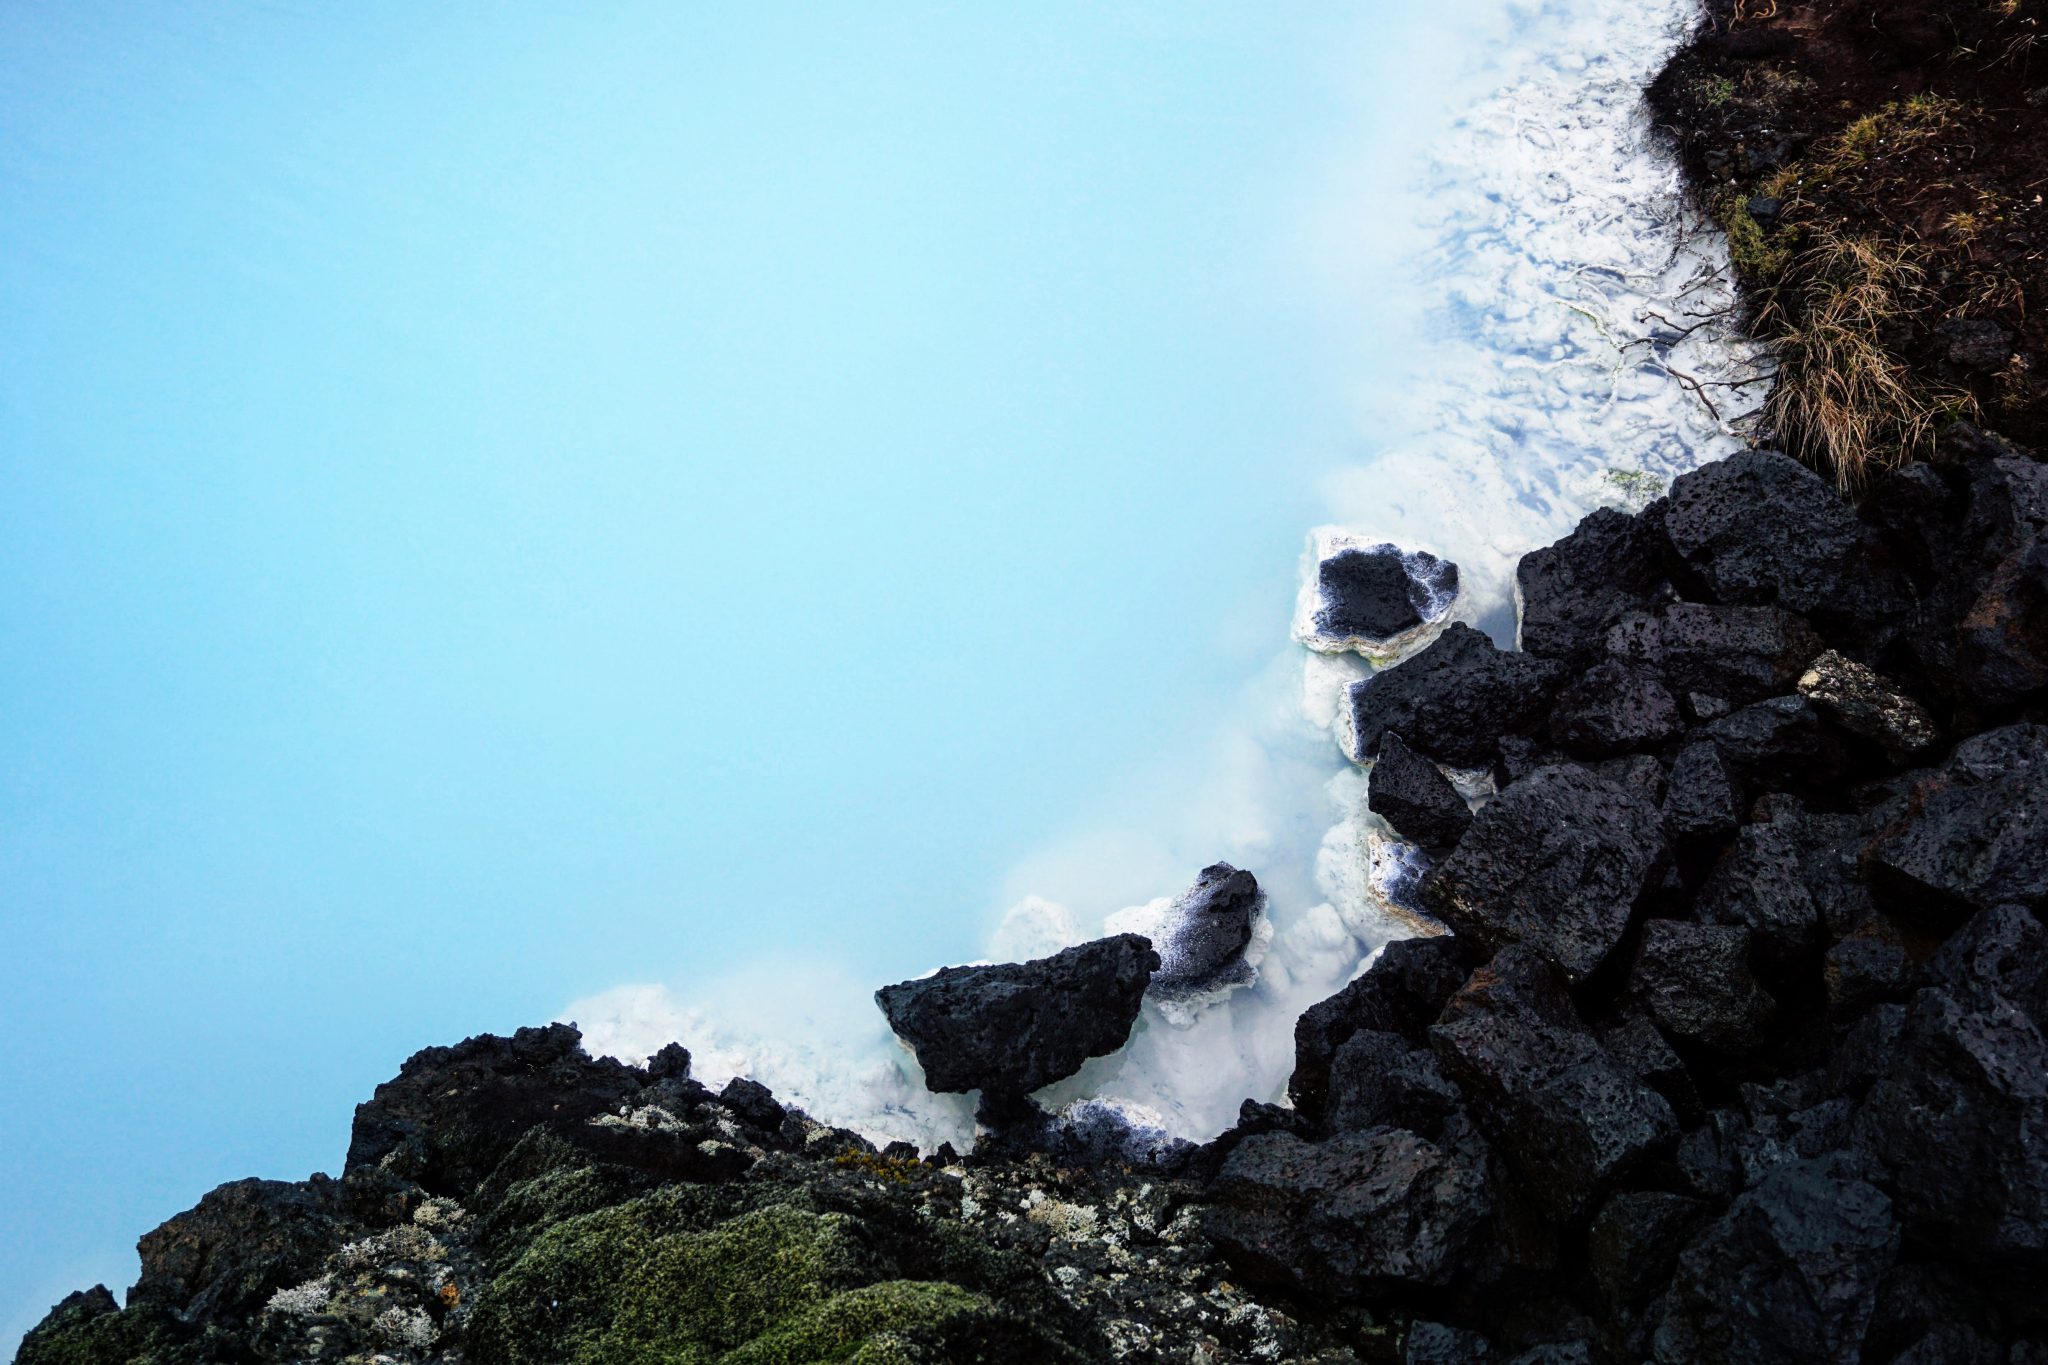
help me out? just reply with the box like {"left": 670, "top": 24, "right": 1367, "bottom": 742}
{"left": 1196, "top": 432, "right": 2048, "bottom": 1361}
{"left": 19, "top": 432, "right": 2048, "bottom": 1365}
{"left": 17, "top": 1016, "right": 1381, "bottom": 1365}
{"left": 19, "top": 1023, "right": 1124, "bottom": 1364}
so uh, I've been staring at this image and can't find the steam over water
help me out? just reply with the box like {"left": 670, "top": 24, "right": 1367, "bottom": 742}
{"left": 567, "top": 0, "right": 1766, "bottom": 1150}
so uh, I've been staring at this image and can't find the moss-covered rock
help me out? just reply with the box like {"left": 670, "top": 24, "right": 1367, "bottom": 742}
{"left": 14, "top": 1289, "right": 208, "bottom": 1365}
{"left": 467, "top": 1198, "right": 1077, "bottom": 1364}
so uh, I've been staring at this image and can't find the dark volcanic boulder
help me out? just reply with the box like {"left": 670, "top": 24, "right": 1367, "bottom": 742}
{"left": 875, "top": 935, "right": 1158, "bottom": 1102}
{"left": 1704, "top": 695, "right": 1840, "bottom": 791}
{"left": 1888, "top": 440, "right": 2048, "bottom": 706}
{"left": 1660, "top": 449, "right": 1899, "bottom": 631}
{"left": 718, "top": 1076, "right": 786, "bottom": 1131}
{"left": 1588, "top": 1190, "right": 1711, "bottom": 1314}
{"left": 1863, "top": 723, "right": 2048, "bottom": 919}
{"left": 1347, "top": 623, "right": 1567, "bottom": 766}
{"left": 1703, "top": 695, "right": 1835, "bottom": 777}
{"left": 1368, "top": 731, "right": 1472, "bottom": 848}
{"left": 130, "top": 1176, "right": 353, "bottom": 1327}
{"left": 1516, "top": 505, "right": 1666, "bottom": 664}
{"left": 1958, "top": 537, "right": 2048, "bottom": 706}
{"left": 1591, "top": 751, "right": 1667, "bottom": 806}
{"left": 1936, "top": 317, "right": 2013, "bottom": 373}
{"left": 15, "top": 1291, "right": 196, "bottom": 1365}
{"left": 344, "top": 1022, "right": 645, "bottom": 1198}
{"left": 1599, "top": 1010, "right": 1704, "bottom": 1125}
{"left": 1626, "top": 920, "right": 1775, "bottom": 1054}
{"left": 1403, "top": 1321, "right": 1498, "bottom": 1364}
{"left": 1422, "top": 764, "right": 1667, "bottom": 980}
{"left": 1313, "top": 543, "right": 1459, "bottom": 649}
{"left": 1429, "top": 948, "right": 1677, "bottom": 1221}
{"left": 1696, "top": 823, "right": 1823, "bottom": 967}
{"left": 1856, "top": 984, "right": 2048, "bottom": 1266}
{"left": 1145, "top": 862, "right": 1265, "bottom": 997}
{"left": 1547, "top": 659, "right": 1683, "bottom": 757}
{"left": 1663, "top": 740, "right": 1742, "bottom": 845}
{"left": 1605, "top": 601, "right": 1825, "bottom": 711}
{"left": 1289, "top": 934, "right": 1474, "bottom": 1120}
{"left": 1824, "top": 931, "right": 1915, "bottom": 1020}
{"left": 1201, "top": 1123, "right": 1492, "bottom": 1297}
{"left": 1653, "top": 1154, "right": 1899, "bottom": 1364}
{"left": 1323, "top": 1029, "right": 1463, "bottom": 1138}
{"left": 1926, "top": 902, "right": 2048, "bottom": 1026}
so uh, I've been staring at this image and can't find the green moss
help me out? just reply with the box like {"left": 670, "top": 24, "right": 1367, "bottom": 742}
{"left": 474, "top": 1162, "right": 648, "bottom": 1267}
{"left": 1711, "top": 190, "right": 1794, "bottom": 283}
{"left": 14, "top": 1302, "right": 208, "bottom": 1365}
{"left": 469, "top": 1193, "right": 1075, "bottom": 1365}
{"left": 831, "top": 1151, "right": 922, "bottom": 1185}
{"left": 1601, "top": 469, "right": 1666, "bottom": 511}
{"left": 723, "top": 1280, "right": 991, "bottom": 1365}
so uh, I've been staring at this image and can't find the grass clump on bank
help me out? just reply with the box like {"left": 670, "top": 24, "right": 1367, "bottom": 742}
{"left": 1755, "top": 231, "right": 1975, "bottom": 489}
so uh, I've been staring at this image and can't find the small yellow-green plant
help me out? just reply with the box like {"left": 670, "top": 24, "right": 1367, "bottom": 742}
{"left": 832, "top": 1151, "right": 921, "bottom": 1185}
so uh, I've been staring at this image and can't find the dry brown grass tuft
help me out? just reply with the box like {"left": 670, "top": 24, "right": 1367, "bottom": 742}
{"left": 1755, "top": 232, "right": 1976, "bottom": 490}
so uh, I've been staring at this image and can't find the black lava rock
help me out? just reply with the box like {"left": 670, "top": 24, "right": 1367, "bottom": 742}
{"left": 1147, "top": 862, "right": 1265, "bottom": 997}
{"left": 1516, "top": 506, "right": 1666, "bottom": 665}
{"left": 1368, "top": 731, "right": 1472, "bottom": 848}
{"left": 1202, "top": 1123, "right": 1493, "bottom": 1297}
{"left": 718, "top": 1076, "right": 786, "bottom": 1131}
{"left": 1599, "top": 1010, "right": 1704, "bottom": 1125}
{"left": 1430, "top": 948, "right": 1677, "bottom": 1221}
{"left": 1823, "top": 931, "right": 1916, "bottom": 1020}
{"left": 1925, "top": 902, "right": 2048, "bottom": 1026}
{"left": 874, "top": 934, "right": 1159, "bottom": 1105}
{"left": 1697, "top": 823, "right": 1824, "bottom": 969}
{"left": 1348, "top": 623, "right": 1567, "bottom": 766}
{"left": 130, "top": 1176, "right": 355, "bottom": 1327}
{"left": 1958, "top": 537, "right": 2048, "bottom": 707}
{"left": 1660, "top": 449, "right": 1901, "bottom": 633}
{"left": 643, "top": 1041, "right": 692, "bottom": 1082}
{"left": 1404, "top": 1321, "right": 1498, "bottom": 1364}
{"left": 1627, "top": 920, "right": 1776, "bottom": 1054}
{"left": 1703, "top": 695, "right": 1841, "bottom": 791}
{"left": 344, "top": 1022, "right": 646, "bottom": 1198}
{"left": 1588, "top": 1190, "right": 1710, "bottom": 1313}
{"left": 1323, "top": 1029, "right": 1463, "bottom": 1138}
{"left": 1289, "top": 934, "right": 1475, "bottom": 1121}
{"left": 1936, "top": 317, "right": 2013, "bottom": 373}
{"left": 1653, "top": 1154, "right": 1899, "bottom": 1364}
{"left": 1314, "top": 544, "right": 1459, "bottom": 645}
{"left": 1864, "top": 723, "right": 2048, "bottom": 919}
{"left": 1423, "top": 764, "right": 1667, "bottom": 980}
{"left": 1604, "top": 601, "right": 1824, "bottom": 709}
{"left": 1663, "top": 739, "right": 1742, "bottom": 846}
{"left": 1856, "top": 984, "right": 2048, "bottom": 1267}
{"left": 1547, "top": 659, "right": 1683, "bottom": 757}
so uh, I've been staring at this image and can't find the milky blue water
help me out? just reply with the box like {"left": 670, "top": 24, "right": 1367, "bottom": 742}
{"left": 0, "top": 1, "right": 1759, "bottom": 1344}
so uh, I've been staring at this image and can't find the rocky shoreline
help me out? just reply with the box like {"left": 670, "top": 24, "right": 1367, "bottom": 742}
{"left": 20, "top": 11, "right": 2048, "bottom": 1365}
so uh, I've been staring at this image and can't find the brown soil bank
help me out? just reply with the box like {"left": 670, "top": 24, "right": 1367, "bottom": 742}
{"left": 1650, "top": 0, "right": 2047, "bottom": 485}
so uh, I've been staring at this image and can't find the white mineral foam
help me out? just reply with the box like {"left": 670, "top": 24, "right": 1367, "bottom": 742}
{"left": 565, "top": 0, "right": 1767, "bottom": 1150}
